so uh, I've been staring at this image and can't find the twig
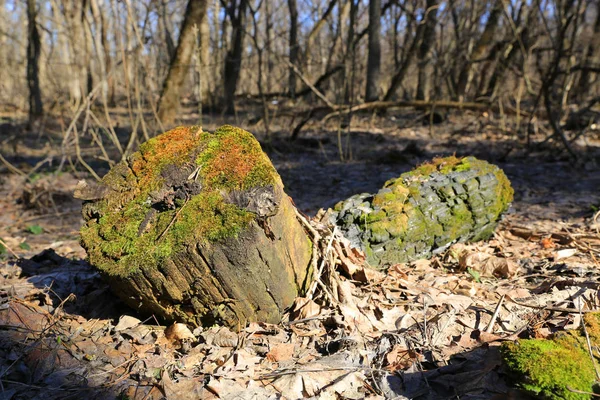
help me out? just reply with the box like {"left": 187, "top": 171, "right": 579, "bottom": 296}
{"left": 566, "top": 386, "right": 600, "bottom": 397}
{"left": 507, "top": 296, "right": 596, "bottom": 314}
{"left": 306, "top": 226, "right": 337, "bottom": 298}
{"left": 0, "top": 238, "right": 19, "bottom": 259}
{"left": 284, "top": 311, "right": 333, "bottom": 326}
{"left": 259, "top": 365, "right": 382, "bottom": 380}
{"left": 156, "top": 197, "right": 189, "bottom": 242}
{"left": 485, "top": 294, "right": 506, "bottom": 333}
{"left": 0, "top": 152, "right": 26, "bottom": 176}
{"left": 285, "top": 59, "right": 337, "bottom": 110}
{"left": 579, "top": 303, "right": 600, "bottom": 381}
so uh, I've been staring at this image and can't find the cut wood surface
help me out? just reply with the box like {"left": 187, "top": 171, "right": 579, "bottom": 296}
{"left": 328, "top": 156, "right": 514, "bottom": 267}
{"left": 77, "top": 125, "right": 312, "bottom": 328}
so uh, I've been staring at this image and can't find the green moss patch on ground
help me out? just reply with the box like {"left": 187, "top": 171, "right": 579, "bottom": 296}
{"left": 80, "top": 125, "right": 280, "bottom": 278}
{"left": 501, "top": 312, "right": 600, "bottom": 399}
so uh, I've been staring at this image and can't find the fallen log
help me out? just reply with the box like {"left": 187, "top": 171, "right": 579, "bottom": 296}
{"left": 77, "top": 125, "right": 312, "bottom": 328}
{"left": 328, "top": 156, "right": 514, "bottom": 267}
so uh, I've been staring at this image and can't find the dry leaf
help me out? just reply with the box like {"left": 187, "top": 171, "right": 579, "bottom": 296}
{"left": 460, "top": 251, "right": 518, "bottom": 278}
{"left": 266, "top": 343, "right": 295, "bottom": 362}
{"left": 114, "top": 315, "right": 141, "bottom": 331}
{"left": 385, "top": 345, "right": 417, "bottom": 371}
{"left": 202, "top": 326, "right": 238, "bottom": 347}
{"left": 291, "top": 297, "right": 321, "bottom": 320}
{"left": 554, "top": 248, "right": 577, "bottom": 260}
{"left": 165, "top": 323, "right": 195, "bottom": 341}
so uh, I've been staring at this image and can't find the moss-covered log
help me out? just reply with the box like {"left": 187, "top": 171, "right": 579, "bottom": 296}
{"left": 77, "top": 125, "right": 312, "bottom": 328}
{"left": 329, "top": 156, "right": 513, "bottom": 267}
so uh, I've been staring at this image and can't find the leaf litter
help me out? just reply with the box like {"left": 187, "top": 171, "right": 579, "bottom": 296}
{"left": 1, "top": 152, "right": 600, "bottom": 399}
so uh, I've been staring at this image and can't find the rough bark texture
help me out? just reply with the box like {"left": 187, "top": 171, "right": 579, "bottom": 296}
{"left": 223, "top": 0, "right": 248, "bottom": 114}
{"left": 287, "top": 0, "right": 298, "bottom": 98}
{"left": 416, "top": 0, "right": 439, "bottom": 101}
{"left": 158, "top": 0, "right": 208, "bottom": 124}
{"left": 78, "top": 125, "right": 312, "bottom": 328}
{"left": 365, "top": 0, "right": 381, "bottom": 102}
{"left": 27, "top": 0, "right": 43, "bottom": 120}
{"left": 455, "top": 0, "right": 503, "bottom": 100}
{"left": 329, "top": 156, "right": 513, "bottom": 267}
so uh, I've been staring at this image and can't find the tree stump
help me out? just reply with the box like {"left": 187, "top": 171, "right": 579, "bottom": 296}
{"left": 329, "top": 156, "right": 514, "bottom": 267}
{"left": 77, "top": 125, "right": 312, "bottom": 328}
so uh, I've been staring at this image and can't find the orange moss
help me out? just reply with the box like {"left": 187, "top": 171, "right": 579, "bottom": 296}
{"left": 412, "top": 155, "right": 466, "bottom": 177}
{"left": 202, "top": 135, "right": 255, "bottom": 188}
{"left": 81, "top": 125, "right": 281, "bottom": 278}
{"left": 197, "top": 125, "right": 277, "bottom": 190}
{"left": 131, "top": 126, "right": 202, "bottom": 190}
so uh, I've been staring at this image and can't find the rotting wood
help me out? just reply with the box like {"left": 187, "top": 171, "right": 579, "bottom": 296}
{"left": 78, "top": 125, "right": 312, "bottom": 328}
{"left": 327, "top": 156, "right": 513, "bottom": 267}
{"left": 78, "top": 127, "right": 514, "bottom": 327}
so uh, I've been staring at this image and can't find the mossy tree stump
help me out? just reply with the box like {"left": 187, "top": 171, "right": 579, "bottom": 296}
{"left": 78, "top": 125, "right": 312, "bottom": 328}
{"left": 329, "top": 156, "right": 514, "bottom": 267}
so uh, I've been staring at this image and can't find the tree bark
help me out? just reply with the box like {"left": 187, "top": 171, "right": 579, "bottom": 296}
{"left": 61, "top": 0, "right": 89, "bottom": 109}
{"left": 89, "top": 0, "right": 110, "bottom": 105}
{"left": 383, "top": 15, "right": 424, "bottom": 101}
{"left": 329, "top": 156, "right": 513, "bottom": 267}
{"left": 78, "top": 126, "right": 313, "bottom": 328}
{"left": 26, "top": 0, "right": 43, "bottom": 121}
{"left": 287, "top": 0, "right": 299, "bottom": 98}
{"left": 576, "top": 2, "right": 600, "bottom": 100}
{"left": 199, "top": 7, "right": 211, "bottom": 103}
{"left": 158, "top": 0, "right": 208, "bottom": 125}
{"left": 416, "top": 0, "right": 439, "bottom": 101}
{"left": 365, "top": 0, "right": 381, "bottom": 102}
{"left": 223, "top": 0, "right": 248, "bottom": 115}
{"left": 455, "top": 0, "right": 503, "bottom": 101}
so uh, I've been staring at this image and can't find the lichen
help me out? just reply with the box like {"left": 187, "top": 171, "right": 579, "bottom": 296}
{"left": 80, "top": 125, "right": 280, "bottom": 278}
{"left": 501, "top": 313, "right": 600, "bottom": 399}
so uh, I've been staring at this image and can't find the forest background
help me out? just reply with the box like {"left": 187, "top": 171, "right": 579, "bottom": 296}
{"left": 0, "top": 0, "right": 598, "bottom": 164}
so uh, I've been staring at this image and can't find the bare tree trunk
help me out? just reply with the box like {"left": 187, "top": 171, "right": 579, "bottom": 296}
{"left": 344, "top": 0, "right": 357, "bottom": 103}
{"left": 365, "top": 0, "right": 381, "bottom": 102}
{"left": 304, "top": 0, "right": 338, "bottom": 77}
{"left": 27, "top": 0, "right": 43, "bottom": 120}
{"left": 576, "top": 3, "right": 600, "bottom": 100}
{"left": 199, "top": 7, "right": 211, "bottom": 104}
{"left": 288, "top": 0, "right": 298, "bottom": 98}
{"left": 483, "top": 3, "right": 536, "bottom": 100}
{"left": 455, "top": 0, "right": 503, "bottom": 101}
{"left": 416, "top": 0, "right": 439, "bottom": 101}
{"left": 212, "top": 0, "right": 221, "bottom": 101}
{"left": 158, "top": 0, "right": 208, "bottom": 125}
{"left": 264, "top": 0, "right": 273, "bottom": 91}
{"left": 383, "top": 5, "right": 428, "bottom": 101}
{"left": 160, "top": 0, "right": 176, "bottom": 61}
{"left": 89, "top": 0, "right": 109, "bottom": 104}
{"left": 223, "top": 0, "right": 248, "bottom": 114}
{"left": 61, "top": 0, "right": 89, "bottom": 109}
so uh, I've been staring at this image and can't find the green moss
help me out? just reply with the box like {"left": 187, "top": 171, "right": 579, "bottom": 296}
{"left": 80, "top": 125, "right": 280, "bottom": 278}
{"left": 170, "top": 192, "right": 254, "bottom": 243}
{"left": 501, "top": 314, "right": 600, "bottom": 399}
{"left": 343, "top": 156, "right": 513, "bottom": 266}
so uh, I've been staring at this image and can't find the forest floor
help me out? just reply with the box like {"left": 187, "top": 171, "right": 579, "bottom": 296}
{"left": 0, "top": 107, "right": 599, "bottom": 399}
